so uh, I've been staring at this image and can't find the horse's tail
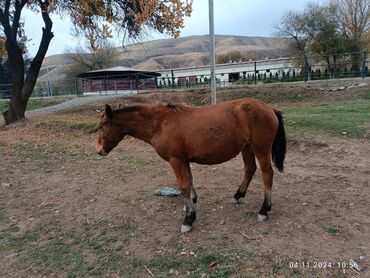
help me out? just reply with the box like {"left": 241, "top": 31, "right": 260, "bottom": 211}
{"left": 271, "top": 110, "right": 286, "bottom": 172}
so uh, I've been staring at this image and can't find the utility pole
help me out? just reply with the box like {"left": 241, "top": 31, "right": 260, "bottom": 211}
{"left": 209, "top": 0, "right": 216, "bottom": 104}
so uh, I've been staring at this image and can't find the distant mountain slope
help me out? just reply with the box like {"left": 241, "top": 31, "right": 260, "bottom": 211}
{"left": 39, "top": 35, "right": 288, "bottom": 81}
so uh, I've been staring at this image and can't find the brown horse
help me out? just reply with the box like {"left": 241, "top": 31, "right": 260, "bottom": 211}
{"left": 96, "top": 98, "right": 286, "bottom": 233}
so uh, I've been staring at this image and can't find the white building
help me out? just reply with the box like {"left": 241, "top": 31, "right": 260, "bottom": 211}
{"left": 157, "top": 57, "right": 299, "bottom": 87}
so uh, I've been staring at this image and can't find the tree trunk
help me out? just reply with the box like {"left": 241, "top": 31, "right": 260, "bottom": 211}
{"left": 1, "top": 1, "right": 54, "bottom": 125}
{"left": 3, "top": 93, "right": 26, "bottom": 124}
{"left": 3, "top": 34, "right": 25, "bottom": 124}
{"left": 326, "top": 55, "right": 331, "bottom": 78}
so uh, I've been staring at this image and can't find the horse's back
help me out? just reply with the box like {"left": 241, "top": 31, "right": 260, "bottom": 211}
{"left": 156, "top": 98, "right": 278, "bottom": 164}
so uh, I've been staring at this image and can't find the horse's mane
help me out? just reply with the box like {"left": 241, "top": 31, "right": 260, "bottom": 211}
{"left": 114, "top": 103, "right": 189, "bottom": 114}
{"left": 114, "top": 105, "right": 143, "bottom": 114}
{"left": 166, "top": 103, "right": 190, "bottom": 113}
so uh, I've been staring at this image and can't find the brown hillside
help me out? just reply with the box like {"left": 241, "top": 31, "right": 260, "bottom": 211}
{"left": 39, "top": 35, "right": 288, "bottom": 81}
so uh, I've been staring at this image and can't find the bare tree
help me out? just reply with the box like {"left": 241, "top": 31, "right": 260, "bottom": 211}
{"left": 275, "top": 1, "right": 369, "bottom": 73}
{"left": 65, "top": 43, "right": 119, "bottom": 78}
{"left": 275, "top": 10, "right": 309, "bottom": 56}
{"left": 330, "top": 0, "right": 370, "bottom": 51}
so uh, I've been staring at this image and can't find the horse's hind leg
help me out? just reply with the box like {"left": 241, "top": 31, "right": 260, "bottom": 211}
{"left": 255, "top": 151, "right": 273, "bottom": 222}
{"left": 169, "top": 158, "right": 197, "bottom": 233}
{"left": 233, "top": 145, "right": 257, "bottom": 203}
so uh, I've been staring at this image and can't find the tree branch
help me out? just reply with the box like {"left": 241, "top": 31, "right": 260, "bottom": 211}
{"left": 11, "top": 0, "right": 28, "bottom": 40}
{"left": 23, "top": 0, "right": 54, "bottom": 100}
{"left": 4, "top": 0, "right": 11, "bottom": 16}
{"left": 0, "top": 0, "right": 12, "bottom": 37}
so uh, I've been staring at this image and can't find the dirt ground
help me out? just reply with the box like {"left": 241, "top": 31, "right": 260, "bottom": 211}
{"left": 0, "top": 84, "right": 369, "bottom": 277}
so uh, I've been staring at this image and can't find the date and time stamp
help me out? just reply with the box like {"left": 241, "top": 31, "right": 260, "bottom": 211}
{"left": 288, "top": 260, "right": 360, "bottom": 270}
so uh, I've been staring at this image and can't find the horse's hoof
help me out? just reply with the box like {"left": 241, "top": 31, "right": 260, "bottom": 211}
{"left": 232, "top": 197, "right": 240, "bottom": 204}
{"left": 256, "top": 213, "right": 267, "bottom": 222}
{"left": 181, "top": 225, "right": 192, "bottom": 233}
{"left": 183, "top": 205, "right": 187, "bottom": 212}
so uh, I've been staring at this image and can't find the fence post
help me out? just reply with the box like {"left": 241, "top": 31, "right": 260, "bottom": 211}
{"left": 361, "top": 51, "right": 366, "bottom": 79}
{"left": 304, "top": 53, "right": 309, "bottom": 82}
{"left": 46, "top": 66, "right": 53, "bottom": 97}
{"left": 254, "top": 61, "right": 257, "bottom": 85}
{"left": 47, "top": 79, "right": 52, "bottom": 97}
{"left": 75, "top": 78, "right": 79, "bottom": 96}
{"left": 136, "top": 74, "right": 139, "bottom": 94}
{"left": 171, "top": 69, "right": 175, "bottom": 92}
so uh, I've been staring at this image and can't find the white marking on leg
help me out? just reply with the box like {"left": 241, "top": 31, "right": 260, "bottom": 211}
{"left": 257, "top": 213, "right": 267, "bottom": 222}
{"left": 188, "top": 198, "right": 196, "bottom": 214}
{"left": 181, "top": 224, "right": 192, "bottom": 233}
{"left": 181, "top": 197, "right": 196, "bottom": 233}
{"left": 232, "top": 197, "right": 240, "bottom": 204}
{"left": 183, "top": 205, "right": 187, "bottom": 212}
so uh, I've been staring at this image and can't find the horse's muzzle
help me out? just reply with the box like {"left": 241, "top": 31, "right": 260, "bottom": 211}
{"left": 97, "top": 149, "right": 108, "bottom": 156}
{"left": 96, "top": 144, "right": 108, "bottom": 156}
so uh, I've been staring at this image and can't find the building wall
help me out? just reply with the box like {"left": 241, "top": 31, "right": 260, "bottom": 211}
{"left": 82, "top": 77, "right": 157, "bottom": 93}
{"left": 157, "top": 59, "right": 296, "bottom": 86}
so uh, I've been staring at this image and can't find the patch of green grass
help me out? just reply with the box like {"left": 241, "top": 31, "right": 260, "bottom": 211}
{"left": 129, "top": 250, "right": 236, "bottom": 277}
{"left": 323, "top": 226, "right": 338, "bottom": 235}
{"left": 6, "top": 141, "right": 69, "bottom": 171}
{"left": 129, "top": 257, "right": 146, "bottom": 268}
{"left": 37, "top": 120, "right": 98, "bottom": 134}
{"left": 291, "top": 268, "right": 302, "bottom": 277}
{"left": 0, "top": 98, "right": 69, "bottom": 113}
{"left": 29, "top": 243, "right": 86, "bottom": 275}
{"left": 0, "top": 101, "right": 9, "bottom": 113}
{"left": 362, "top": 90, "right": 370, "bottom": 99}
{"left": 272, "top": 260, "right": 285, "bottom": 274}
{"left": 285, "top": 99, "right": 370, "bottom": 139}
{"left": 1, "top": 220, "right": 291, "bottom": 277}
{"left": 0, "top": 229, "right": 38, "bottom": 255}
{"left": 198, "top": 252, "right": 225, "bottom": 265}
{"left": 0, "top": 219, "right": 137, "bottom": 277}
{"left": 217, "top": 88, "right": 321, "bottom": 104}
{"left": 147, "top": 254, "right": 186, "bottom": 270}
{"left": 164, "top": 234, "right": 182, "bottom": 250}
{"left": 209, "top": 266, "right": 234, "bottom": 278}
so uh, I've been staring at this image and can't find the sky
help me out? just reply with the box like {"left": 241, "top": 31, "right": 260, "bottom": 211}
{"left": 23, "top": 0, "right": 316, "bottom": 57}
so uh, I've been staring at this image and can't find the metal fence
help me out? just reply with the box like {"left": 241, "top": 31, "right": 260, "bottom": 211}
{"left": 157, "top": 51, "right": 369, "bottom": 89}
{"left": 32, "top": 77, "right": 83, "bottom": 98}
{"left": 0, "top": 83, "right": 12, "bottom": 99}
{"left": 0, "top": 51, "right": 369, "bottom": 99}
{"left": 0, "top": 78, "right": 83, "bottom": 99}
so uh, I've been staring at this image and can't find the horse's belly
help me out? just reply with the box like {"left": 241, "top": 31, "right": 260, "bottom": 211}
{"left": 190, "top": 152, "right": 239, "bottom": 165}
{"left": 188, "top": 140, "right": 244, "bottom": 165}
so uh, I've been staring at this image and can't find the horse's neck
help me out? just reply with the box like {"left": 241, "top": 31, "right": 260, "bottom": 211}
{"left": 116, "top": 109, "right": 161, "bottom": 144}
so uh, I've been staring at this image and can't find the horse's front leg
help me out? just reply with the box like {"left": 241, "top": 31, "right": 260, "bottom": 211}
{"left": 169, "top": 158, "right": 197, "bottom": 233}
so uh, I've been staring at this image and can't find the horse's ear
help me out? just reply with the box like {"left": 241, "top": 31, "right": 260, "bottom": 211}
{"left": 105, "top": 104, "right": 113, "bottom": 118}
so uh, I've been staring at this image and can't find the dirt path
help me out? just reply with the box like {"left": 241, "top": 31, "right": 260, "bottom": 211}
{"left": 25, "top": 94, "right": 125, "bottom": 117}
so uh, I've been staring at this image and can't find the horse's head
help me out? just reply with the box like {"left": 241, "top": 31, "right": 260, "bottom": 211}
{"left": 96, "top": 104, "right": 125, "bottom": 156}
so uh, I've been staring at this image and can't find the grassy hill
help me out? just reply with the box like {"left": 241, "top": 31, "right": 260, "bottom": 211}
{"left": 39, "top": 35, "right": 288, "bottom": 81}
